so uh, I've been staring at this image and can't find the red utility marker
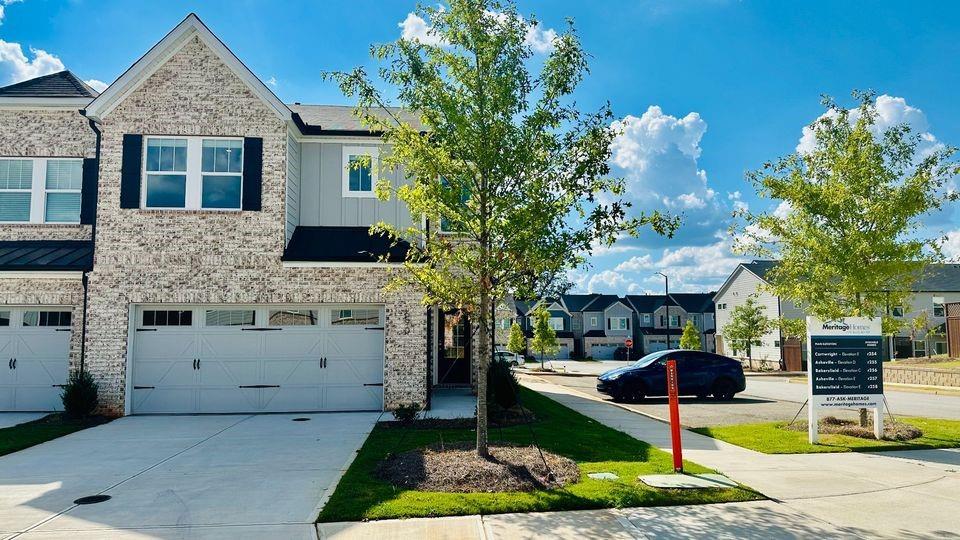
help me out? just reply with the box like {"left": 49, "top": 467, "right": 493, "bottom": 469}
{"left": 665, "top": 359, "right": 683, "bottom": 473}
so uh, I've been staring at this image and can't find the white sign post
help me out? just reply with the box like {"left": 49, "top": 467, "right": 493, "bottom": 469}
{"left": 806, "top": 317, "right": 884, "bottom": 444}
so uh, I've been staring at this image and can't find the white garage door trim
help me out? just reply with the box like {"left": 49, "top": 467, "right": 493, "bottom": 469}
{"left": 0, "top": 306, "right": 72, "bottom": 412}
{"left": 126, "top": 304, "right": 385, "bottom": 415}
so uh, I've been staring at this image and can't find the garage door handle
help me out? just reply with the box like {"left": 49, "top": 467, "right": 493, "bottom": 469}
{"left": 133, "top": 386, "right": 155, "bottom": 390}
{"left": 238, "top": 384, "right": 280, "bottom": 388}
{"left": 136, "top": 328, "right": 157, "bottom": 332}
{"left": 52, "top": 384, "right": 67, "bottom": 388}
{"left": 55, "top": 328, "right": 70, "bottom": 332}
{"left": 365, "top": 326, "right": 384, "bottom": 330}
{"left": 364, "top": 383, "right": 384, "bottom": 387}
{"left": 241, "top": 328, "right": 282, "bottom": 331}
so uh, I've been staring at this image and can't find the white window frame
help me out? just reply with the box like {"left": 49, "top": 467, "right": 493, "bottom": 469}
{"left": 141, "top": 136, "right": 244, "bottom": 211}
{"left": 341, "top": 145, "right": 379, "bottom": 198}
{"left": 590, "top": 316, "right": 598, "bottom": 327}
{"left": 548, "top": 317, "right": 564, "bottom": 331}
{"left": 0, "top": 157, "right": 83, "bottom": 224}
{"left": 932, "top": 296, "right": 945, "bottom": 318}
{"left": 609, "top": 316, "right": 630, "bottom": 330}
{"left": 643, "top": 313, "right": 651, "bottom": 324}
{"left": 669, "top": 314, "right": 680, "bottom": 327}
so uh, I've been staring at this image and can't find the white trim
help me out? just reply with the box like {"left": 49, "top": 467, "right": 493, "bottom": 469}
{"left": 292, "top": 134, "right": 388, "bottom": 145}
{"left": 341, "top": 145, "right": 379, "bottom": 198}
{"left": 123, "top": 303, "right": 136, "bottom": 416}
{"left": 0, "top": 157, "right": 83, "bottom": 224}
{"left": 282, "top": 261, "right": 406, "bottom": 268}
{"left": 0, "top": 97, "right": 92, "bottom": 108}
{"left": 84, "top": 14, "right": 290, "bottom": 123}
{"left": 141, "top": 136, "right": 244, "bottom": 211}
{"left": 0, "top": 271, "right": 84, "bottom": 279}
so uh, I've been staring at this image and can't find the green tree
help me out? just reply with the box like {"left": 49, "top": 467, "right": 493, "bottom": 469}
{"left": 778, "top": 317, "right": 807, "bottom": 342}
{"left": 326, "top": 0, "right": 676, "bottom": 457}
{"left": 736, "top": 91, "right": 959, "bottom": 322}
{"left": 679, "top": 320, "right": 701, "bottom": 350}
{"left": 723, "top": 297, "right": 775, "bottom": 370}
{"left": 530, "top": 306, "right": 559, "bottom": 370}
{"left": 910, "top": 310, "right": 943, "bottom": 358}
{"left": 506, "top": 321, "right": 526, "bottom": 357}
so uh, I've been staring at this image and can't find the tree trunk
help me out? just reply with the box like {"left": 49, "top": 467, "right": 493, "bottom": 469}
{"left": 476, "top": 287, "right": 491, "bottom": 458}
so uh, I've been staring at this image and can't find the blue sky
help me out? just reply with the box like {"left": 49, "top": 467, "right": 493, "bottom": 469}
{"left": 2, "top": 0, "right": 958, "bottom": 294}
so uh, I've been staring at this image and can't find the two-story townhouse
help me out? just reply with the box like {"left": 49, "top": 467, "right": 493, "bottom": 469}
{"left": 0, "top": 14, "right": 476, "bottom": 416}
{"left": 669, "top": 293, "right": 717, "bottom": 353}
{"left": 714, "top": 260, "right": 960, "bottom": 370}
{"left": 576, "top": 295, "right": 634, "bottom": 359}
{"left": 512, "top": 298, "right": 574, "bottom": 359}
{"left": 625, "top": 293, "right": 715, "bottom": 355}
{"left": 559, "top": 293, "right": 599, "bottom": 357}
{"left": 0, "top": 71, "right": 99, "bottom": 411}
{"left": 626, "top": 294, "right": 665, "bottom": 355}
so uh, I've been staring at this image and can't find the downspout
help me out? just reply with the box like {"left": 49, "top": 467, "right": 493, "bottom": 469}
{"left": 78, "top": 115, "right": 102, "bottom": 374}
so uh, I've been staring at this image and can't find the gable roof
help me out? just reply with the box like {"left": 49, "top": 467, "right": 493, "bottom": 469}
{"left": 667, "top": 292, "right": 715, "bottom": 313}
{"left": 560, "top": 293, "right": 600, "bottom": 312}
{"left": 290, "top": 104, "right": 423, "bottom": 136}
{"left": 84, "top": 13, "right": 290, "bottom": 123}
{"left": 0, "top": 71, "right": 99, "bottom": 99}
{"left": 626, "top": 294, "right": 667, "bottom": 313}
{"left": 581, "top": 294, "right": 622, "bottom": 312}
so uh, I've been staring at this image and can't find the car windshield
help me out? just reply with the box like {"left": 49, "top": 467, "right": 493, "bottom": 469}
{"left": 633, "top": 350, "right": 671, "bottom": 368}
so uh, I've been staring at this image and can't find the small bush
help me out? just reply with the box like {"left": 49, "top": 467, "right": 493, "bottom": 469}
{"left": 61, "top": 370, "right": 99, "bottom": 418}
{"left": 487, "top": 358, "right": 520, "bottom": 410}
{"left": 392, "top": 402, "right": 422, "bottom": 423}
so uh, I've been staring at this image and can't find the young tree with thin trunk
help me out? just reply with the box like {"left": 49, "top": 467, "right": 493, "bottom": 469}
{"left": 326, "top": 0, "right": 677, "bottom": 457}
{"left": 530, "top": 306, "right": 559, "bottom": 370}
{"left": 506, "top": 321, "right": 526, "bottom": 358}
{"left": 723, "top": 297, "right": 775, "bottom": 370}
{"left": 679, "top": 320, "right": 701, "bottom": 350}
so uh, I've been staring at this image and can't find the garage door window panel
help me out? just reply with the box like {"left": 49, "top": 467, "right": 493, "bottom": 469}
{"left": 0, "top": 311, "right": 8, "bottom": 326}
{"left": 331, "top": 309, "right": 380, "bottom": 326}
{"left": 142, "top": 309, "right": 193, "bottom": 327}
{"left": 269, "top": 309, "right": 318, "bottom": 326}
{"left": 22, "top": 310, "right": 71, "bottom": 327}
{"left": 205, "top": 309, "right": 256, "bottom": 326}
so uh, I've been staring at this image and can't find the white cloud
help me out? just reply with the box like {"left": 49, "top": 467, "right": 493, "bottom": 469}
{"left": 0, "top": 40, "right": 64, "bottom": 84}
{"left": 0, "top": 0, "right": 22, "bottom": 25}
{"left": 942, "top": 230, "right": 960, "bottom": 262}
{"left": 398, "top": 11, "right": 557, "bottom": 53}
{"left": 85, "top": 79, "right": 107, "bottom": 92}
{"left": 586, "top": 269, "right": 633, "bottom": 294}
{"left": 614, "top": 254, "right": 653, "bottom": 272}
{"left": 609, "top": 106, "right": 732, "bottom": 249}
{"left": 265, "top": 76, "right": 277, "bottom": 87}
{"left": 614, "top": 234, "right": 746, "bottom": 293}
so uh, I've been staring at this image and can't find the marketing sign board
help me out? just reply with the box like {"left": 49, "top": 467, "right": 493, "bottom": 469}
{"left": 806, "top": 317, "right": 884, "bottom": 442}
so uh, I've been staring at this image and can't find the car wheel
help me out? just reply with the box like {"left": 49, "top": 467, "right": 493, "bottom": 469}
{"left": 712, "top": 378, "right": 736, "bottom": 401}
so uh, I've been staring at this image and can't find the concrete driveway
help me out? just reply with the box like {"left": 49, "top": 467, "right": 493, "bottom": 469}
{"left": 0, "top": 412, "right": 380, "bottom": 539}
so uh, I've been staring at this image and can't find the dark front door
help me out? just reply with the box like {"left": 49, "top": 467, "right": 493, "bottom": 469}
{"left": 437, "top": 310, "right": 471, "bottom": 385}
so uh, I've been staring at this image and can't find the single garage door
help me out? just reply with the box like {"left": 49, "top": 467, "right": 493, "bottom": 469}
{"left": 554, "top": 345, "right": 570, "bottom": 359}
{"left": 0, "top": 307, "right": 71, "bottom": 411}
{"left": 131, "top": 305, "right": 384, "bottom": 414}
{"left": 591, "top": 344, "right": 618, "bottom": 360}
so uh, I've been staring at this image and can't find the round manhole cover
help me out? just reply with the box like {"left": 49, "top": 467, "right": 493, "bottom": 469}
{"left": 74, "top": 495, "right": 111, "bottom": 505}
{"left": 292, "top": 417, "right": 310, "bottom": 422}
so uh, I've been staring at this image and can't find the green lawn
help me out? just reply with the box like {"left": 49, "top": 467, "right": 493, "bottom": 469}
{"left": 691, "top": 417, "right": 960, "bottom": 454}
{"left": 318, "top": 388, "right": 760, "bottom": 522}
{"left": 0, "top": 414, "right": 108, "bottom": 457}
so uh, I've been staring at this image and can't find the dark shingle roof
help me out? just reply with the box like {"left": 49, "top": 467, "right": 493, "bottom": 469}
{"left": 0, "top": 71, "right": 99, "bottom": 98}
{"left": 289, "top": 104, "right": 423, "bottom": 135}
{"left": 582, "top": 294, "right": 623, "bottom": 312}
{"left": 584, "top": 329, "right": 606, "bottom": 337}
{"left": 626, "top": 295, "right": 667, "bottom": 313}
{"left": 668, "top": 293, "right": 715, "bottom": 313}
{"left": 282, "top": 226, "right": 411, "bottom": 263}
{"left": 744, "top": 260, "right": 960, "bottom": 292}
{"left": 561, "top": 293, "right": 600, "bottom": 312}
{"left": 0, "top": 240, "right": 93, "bottom": 271}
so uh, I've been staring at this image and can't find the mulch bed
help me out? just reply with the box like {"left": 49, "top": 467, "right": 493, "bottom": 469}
{"left": 784, "top": 415, "right": 922, "bottom": 441}
{"left": 376, "top": 442, "right": 580, "bottom": 493}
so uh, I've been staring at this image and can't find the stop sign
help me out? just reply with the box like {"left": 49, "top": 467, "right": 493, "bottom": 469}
{"left": 625, "top": 338, "right": 634, "bottom": 348}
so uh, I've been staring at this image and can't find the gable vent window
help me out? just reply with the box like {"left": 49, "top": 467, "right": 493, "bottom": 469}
{"left": 143, "top": 136, "right": 243, "bottom": 210}
{"left": 0, "top": 158, "right": 83, "bottom": 224}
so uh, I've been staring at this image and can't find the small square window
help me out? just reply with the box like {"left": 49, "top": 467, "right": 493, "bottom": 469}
{"left": 342, "top": 146, "right": 378, "bottom": 197}
{"left": 892, "top": 306, "right": 904, "bottom": 317}
{"left": 142, "top": 310, "right": 192, "bottom": 327}
{"left": 269, "top": 309, "right": 318, "bottom": 326}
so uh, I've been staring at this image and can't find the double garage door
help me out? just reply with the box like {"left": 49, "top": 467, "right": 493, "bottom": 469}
{"left": 0, "top": 307, "right": 71, "bottom": 411}
{"left": 131, "top": 305, "right": 385, "bottom": 414}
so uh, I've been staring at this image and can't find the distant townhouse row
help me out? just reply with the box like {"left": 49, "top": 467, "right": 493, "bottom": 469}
{"left": 496, "top": 293, "right": 716, "bottom": 359}
{"left": 714, "top": 260, "right": 960, "bottom": 370}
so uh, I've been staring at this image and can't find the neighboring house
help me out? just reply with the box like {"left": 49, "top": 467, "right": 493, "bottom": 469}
{"left": 714, "top": 260, "right": 960, "bottom": 369}
{"left": 627, "top": 293, "right": 716, "bottom": 356}
{"left": 516, "top": 298, "right": 574, "bottom": 359}
{"left": 0, "top": 14, "right": 466, "bottom": 416}
{"left": 576, "top": 294, "right": 635, "bottom": 359}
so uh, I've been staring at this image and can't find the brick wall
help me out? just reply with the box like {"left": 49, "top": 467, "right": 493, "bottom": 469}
{"left": 85, "top": 35, "right": 426, "bottom": 414}
{"left": 884, "top": 364, "right": 960, "bottom": 388}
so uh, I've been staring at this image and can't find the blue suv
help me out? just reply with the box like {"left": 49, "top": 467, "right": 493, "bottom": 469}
{"left": 597, "top": 349, "right": 746, "bottom": 402}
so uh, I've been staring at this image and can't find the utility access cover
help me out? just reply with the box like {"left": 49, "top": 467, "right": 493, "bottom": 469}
{"left": 638, "top": 473, "right": 737, "bottom": 489}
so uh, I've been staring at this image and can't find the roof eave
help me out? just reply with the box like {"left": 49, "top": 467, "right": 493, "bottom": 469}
{"left": 0, "top": 97, "right": 92, "bottom": 109}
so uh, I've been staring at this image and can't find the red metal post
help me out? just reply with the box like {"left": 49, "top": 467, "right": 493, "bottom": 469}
{"left": 666, "top": 359, "right": 683, "bottom": 473}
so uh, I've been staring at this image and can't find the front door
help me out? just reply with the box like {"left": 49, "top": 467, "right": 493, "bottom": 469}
{"left": 437, "top": 310, "right": 471, "bottom": 385}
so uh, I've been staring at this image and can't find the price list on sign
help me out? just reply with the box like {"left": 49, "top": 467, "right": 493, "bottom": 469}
{"left": 810, "top": 335, "right": 883, "bottom": 408}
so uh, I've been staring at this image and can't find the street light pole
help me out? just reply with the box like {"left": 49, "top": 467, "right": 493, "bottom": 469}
{"left": 656, "top": 272, "right": 670, "bottom": 349}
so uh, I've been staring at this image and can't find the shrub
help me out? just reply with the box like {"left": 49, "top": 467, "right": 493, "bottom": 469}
{"left": 392, "top": 402, "right": 422, "bottom": 423}
{"left": 487, "top": 358, "right": 520, "bottom": 410}
{"left": 61, "top": 370, "right": 99, "bottom": 418}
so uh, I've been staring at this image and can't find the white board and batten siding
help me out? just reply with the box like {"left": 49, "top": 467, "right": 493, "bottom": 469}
{"left": 714, "top": 266, "right": 782, "bottom": 365}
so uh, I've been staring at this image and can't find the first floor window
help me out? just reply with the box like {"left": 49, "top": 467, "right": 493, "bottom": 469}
{"left": 913, "top": 340, "right": 926, "bottom": 357}
{"left": 144, "top": 136, "right": 243, "bottom": 210}
{"left": 0, "top": 158, "right": 83, "bottom": 224}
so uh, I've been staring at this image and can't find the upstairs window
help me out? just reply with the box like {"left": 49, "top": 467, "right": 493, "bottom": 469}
{"left": 892, "top": 306, "right": 904, "bottom": 317}
{"left": 342, "top": 146, "right": 378, "bottom": 198}
{"left": 548, "top": 317, "right": 564, "bottom": 331}
{"left": 143, "top": 136, "right": 243, "bottom": 210}
{"left": 608, "top": 317, "right": 630, "bottom": 330}
{"left": 0, "top": 158, "right": 83, "bottom": 224}
{"left": 933, "top": 297, "right": 945, "bottom": 318}
{"left": 669, "top": 315, "right": 680, "bottom": 327}
{"left": 642, "top": 313, "right": 651, "bottom": 324}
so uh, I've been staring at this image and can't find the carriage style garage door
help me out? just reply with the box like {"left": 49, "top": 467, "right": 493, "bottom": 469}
{"left": 0, "top": 307, "right": 71, "bottom": 411}
{"left": 131, "top": 305, "right": 385, "bottom": 414}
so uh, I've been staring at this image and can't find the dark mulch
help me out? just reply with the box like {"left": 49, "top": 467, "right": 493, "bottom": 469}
{"left": 784, "top": 415, "right": 922, "bottom": 441}
{"left": 376, "top": 442, "right": 580, "bottom": 493}
{"left": 379, "top": 418, "right": 476, "bottom": 430}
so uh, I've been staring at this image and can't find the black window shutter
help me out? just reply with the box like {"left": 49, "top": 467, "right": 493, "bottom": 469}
{"left": 80, "top": 158, "right": 98, "bottom": 224}
{"left": 242, "top": 137, "right": 263, "bottom": 211}
{"left": 119, "top": 134, "right": 143, "bottom": 209}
